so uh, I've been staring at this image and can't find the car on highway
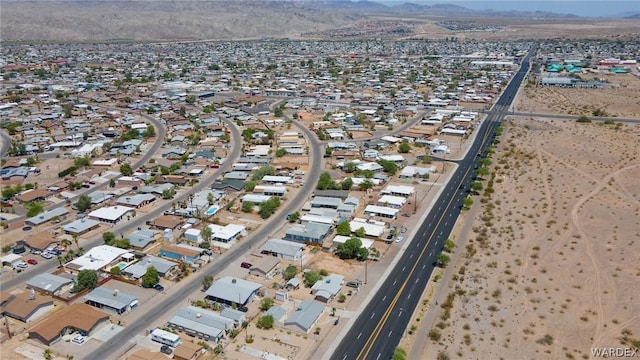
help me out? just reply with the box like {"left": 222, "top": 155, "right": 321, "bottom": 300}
{"left": 72, "top": 335, "right": 86, "bottom": 344}
{"left": 26, "top": 258, "right": 38, "bottom": 265}
{"left": 15, "top": 262, "right": 28, "bottom": 269}
{"left": 41, "top": 252, "right": 53, "bottom": 260}
{"left": 395, "top": 237, "right": 404, "bottom": 243}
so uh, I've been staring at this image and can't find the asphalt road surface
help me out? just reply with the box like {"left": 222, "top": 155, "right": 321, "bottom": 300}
{"left": 85, "top": 113, "right": 324, "bottom": 360}
{"left": 331, "top": 46, "right": 536, "bottom": 360}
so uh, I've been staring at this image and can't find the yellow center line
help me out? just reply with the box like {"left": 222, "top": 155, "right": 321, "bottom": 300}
{"left": 357, "top": 113, "right": 500, "bottom": 360}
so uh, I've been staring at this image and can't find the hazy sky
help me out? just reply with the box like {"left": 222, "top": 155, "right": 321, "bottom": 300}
{"left": 382, "top": 1, "right": 640, "bottom": 17}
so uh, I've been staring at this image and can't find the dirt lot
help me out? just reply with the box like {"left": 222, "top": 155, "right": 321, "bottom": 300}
{"left": 412, "top": 117, "right": 640, "bottom": 359}
{"left": 516, "top": 73, "right": 640, "bottom": 118}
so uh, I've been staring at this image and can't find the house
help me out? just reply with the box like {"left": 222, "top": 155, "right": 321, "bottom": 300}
{"left": 25, "top": 207, "right": 69, "bottom": 226}
{"left": 15, "top": 189, "right": 52, "bottom": 203}
{"left": 284, "top": 300, "right": 324, "bottom": 333}
{"left": 349, "top": 218, "right": 386, "bottom": 238}
{"left": 26, "top": 273, "right": 74, "bottom": 296}
{"left": 168, "top": 306, "right": 234, "bottom": 343}
{"left": 300, "top": 214, "right": 335, "bottom": 226}
{"left": 65, "top": 245, "right": 132, "bottom": 272}
{"left": 381, "top": 184, "right": 414, "bottom": 197}
{"left": 1, "top": 291, "right": 55, "bottom": 323}
{"left": 253, "top": 185, "right": 287, "bottom": 197}
{"left": 62, "top": 218, "right": 101, "bottom": 235}
{"left": 127, "top": 229, "right": 161, "bottom": 250}
{"left": 173, "top": 341, "right": 205, "bottom": 360}
{"left": 29, "top": 303, "right": 110, "bottom": 345}
{"left": 224, "top": 171, "right": 249, "bottom": 181}
{"left": 88, "top": 206, "right": 136, "bottom": 224}
{"left": 364, "top": 205, "right": 399, "bottom": 219}
{"left": 122, "top": 256, "right": 177, "bottom": 279}
{"left": 151, "top": 215, "right": 184, "bottom": 230}
{"left": 311, "top": 196, "right": 342, "bottom": 209}
{"left": 115, "top": 193, "right": 155, "bottom": 208}
{"left": 284, "top": 223, "right": 332, "bottom": 244}
{"left": 248, "top": 256, "right": 280, "bottom": 278}
{"left": 261, "top": 175, "right": 293, "bottom": 185}
{"left": 84, "top": 287, "right": 138, "bottom": 314}
{"left": 311, "top": 274, "right": 344, "bottom": 303}
{"left": 159, "top": 245, "right": 201, "bottom": 264}
{"left": 314, "top": 190, "right": 350, "bottom": 200}
{"left": 399, "top": 165, "right": 432, "bottom": 179}
{"left": 204, "top": 276, "right": 262, "bottom": 307}
{"left": 259, "top": 239, "right": 304, "bottom": 262}
{"left": 241, "top": 194, "right": 273, "bottom": 204}
{"left": 162, "top": 146, "right": 187, "bottom": 158}
{"left": 18, "top": 231, "right": 59, "bottom": 252}
{"left": 377, "top": 195, "right": 407, "bottom": 209}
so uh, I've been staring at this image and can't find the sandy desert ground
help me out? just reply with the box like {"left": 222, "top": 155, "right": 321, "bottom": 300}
{"left": 406, "top": 117, "right": 640, "bottom": 360}
{"left": 516, "top": 73, "right": 640, "bottom": 118}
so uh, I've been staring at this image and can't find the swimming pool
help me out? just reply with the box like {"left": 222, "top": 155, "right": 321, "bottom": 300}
{"left": 117, "top": 263, "right": 128, "bottom": 270}
{"left": 205, "top": 205, "right": 220, "bottom": 216}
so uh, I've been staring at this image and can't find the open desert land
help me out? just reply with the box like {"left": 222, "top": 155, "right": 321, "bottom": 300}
{"left": 516, "top": 73, "right": 640, "bottom": 118}
{"left": 406, "top": 117, "right": 640, "bottom": 360}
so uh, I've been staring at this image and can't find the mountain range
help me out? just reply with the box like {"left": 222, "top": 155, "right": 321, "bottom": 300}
{"left": 0, "top": 0, "right": 634, "bottom": 42}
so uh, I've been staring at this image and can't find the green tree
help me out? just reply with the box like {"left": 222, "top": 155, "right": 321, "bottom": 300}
{"left": 244, "top": 181, "right": 257, "bottom": 192}
{"left": 392, "top": 348, "right": 408, "bottom": 360}
{"left": 463, "top": 197, "right": 473, "bottom": 209}
{"left": 477, "top": 166, "right": 490, "bottom": 179}
{"left": 288, "top": 211, "right": 300, "bottom": 223}
{"left": 283, "top": 265, "right": 298, "bottom": 280}
{"left": 207, "top": 192, "right": 214, "bottom": 205}
{"left": 337, "top": 237, "right": 366, "bottom": 260}
{"left": 444, "top": 239, "right": 456, "bottom": 253}
{"left": 115, "top": 239, "right": 130, "bottom": 249}
{"left": 110, "top": 266, "right": 121, "bottom": 275}
{"left": 259, "top": 197, "right": 281, "bottom": 219}
{"left": 252, "top": 166, "right": 275, "bottom": 181}
{"left": 186, "top": 95, "right": 197, "bottom": 104}
{"left": 378, "top": 159, "right": 398, "bottom": 175}
{"left": 72, "top": 270, "right": 98, "bottom": 293}
{"left": 142, "top": 266, "right": 160, "bottom": 287}
{"left": 103, "top": 232, "right": 116, "bottom": 245}
{"left": 242, "top": 201, "right": 255, "bottom": 213}
{"left": 200, "top": 225, "right": 212, "bottom": 243}
{"left": 436, "top": 253, "right": 451, "bottom": 267}
{"left": 341, "top": 177, "right": 353, "bottom": 190}
{"left": 26, "top": 202, "right": 44, "bottom": 217}
{"left": 398, "top": 142, "right": 411, "bottom": 153}
{"left": 576, "top": 115, "right": 591, "bottom": 123}
{"left": 257, "top": 315, "right": 275, "bottom": 329}
{"left": 317, "top": 172, "right": 337, "bottom": 190}
{"left": 336, "top": 221, "right": 351, "bottom": 236}
{"left": 470, "top": 181, "right": 483, "bottom": 193}
{"left": 304, "top": 270, "right": 321, "bottom": 287}
{"left": 202, "top": 275, "right": 214, "bottom": 290}
{"left": 354, "top": 227, "right": 366, "bottom": 238}
{"left": 358, "top": 179, "right": 374, "bottom": 191}
{"left": 260, "top": 297, "right": 274, "bottom": 311}
{"left": 275, "top": 148, "right": 288, "bottom": 157}
{"left": 143, "top": 125, "right": 156, "bottom": 138}
{"left": 109, "top": 178, "right": 116, "bottom": 188}
{"left": 119, "top": 163, "right": 133, "bottom": 176}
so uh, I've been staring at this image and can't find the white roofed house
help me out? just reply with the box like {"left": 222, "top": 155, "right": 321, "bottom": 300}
{"left": 284, "top": 300, "right": 325, "bottom": 334}
{"left": 65, "top": 245, "right": 132, "bottom": 273}
{"left": 377, "top": 195, "right": 407, "bottom": 209}
{"left": 88, "top": 206, "right": 136, "bottom": 224}
{"left": 381, "top": 184, "right": 414, "bottom": 197}
{"left": 364, "top": 205, "right": 399, "bottom": 219}
{"left": 168, "top": 306, "right": 234, "bottom": 342}
{"left": 241, "top": 194, "right": 273, "bottom": 204}
{"left": 122, "top": 256, "right": 177, "bottom": 280}
{"left": 399, "top": 165, "right": 433, "bottom": 179}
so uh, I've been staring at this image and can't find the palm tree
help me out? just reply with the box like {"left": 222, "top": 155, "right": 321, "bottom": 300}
{"left": 72, "top": 235, "right": 79, "bottom": 250}
{"left": 57, "top": 256, "right": 63, "bottom": 267}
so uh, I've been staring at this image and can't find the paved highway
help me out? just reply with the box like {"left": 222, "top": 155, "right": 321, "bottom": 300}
{"left": 331, "top": 46, "right": 536, "bottom": 360}
{"left": 86, "top": 112, "right": 324, "bottom": 359}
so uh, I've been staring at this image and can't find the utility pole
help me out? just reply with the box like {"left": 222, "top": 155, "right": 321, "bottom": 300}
{"left": 364, "top": 259, "right": 367, "bottom": 285}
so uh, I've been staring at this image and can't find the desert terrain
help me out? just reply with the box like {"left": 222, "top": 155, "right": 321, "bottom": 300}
{"left": 516, "top": 73, "right": 640, "bottom": 118}
{"left": 402, "top": 116, "right": 640, "bottom": 360}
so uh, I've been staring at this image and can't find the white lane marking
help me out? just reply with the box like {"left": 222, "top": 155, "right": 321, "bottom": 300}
{"left": 370, "top": 312, "right": 375, "bottom": 319}
{"left": 357, "top": 333, "right": 362, "bottom": 340}
{"left": 382, "top": 295, "right": 387, "bottom": 301}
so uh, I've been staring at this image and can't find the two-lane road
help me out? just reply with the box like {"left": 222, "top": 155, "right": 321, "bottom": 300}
{"left": 331, "top": 46, "right": 536, "bottom": 360}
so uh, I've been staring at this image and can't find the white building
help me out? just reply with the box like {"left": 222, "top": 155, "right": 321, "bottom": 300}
{"left": 88, "top": 206, "right": 136, "bottom": 224}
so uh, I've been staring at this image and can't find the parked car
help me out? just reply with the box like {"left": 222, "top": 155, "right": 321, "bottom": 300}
{"left": 12, "top": 246, "right": 26, "bottom": 254}
{"left": 395, "top": 237, "right": 404, "bottom": 243}
{"left": 401, "top": 227, "right": 407, "bottom": 233}
{"left": 15, "top": 262, "right": 28, "bottom": 269}
{"left": 72, "top": 335, "right": 86, "bottom": 344}
{"left": 386, "top": 233, "right": 394, "bottom": 240}
{"left": 26, "top": 258, "right": 38, "bottom": 265}
{"left": 41, "top": 252, "right": 53, "bottom": 259}
{"left": 160, "top": 345, "right": 172, "bottom": 355}
{"left": 334, "top": 318, "right": 340, "bottom": 325}
{"left": 241, "top": 262, "right": 252, "bottom": 269}
{"left": 154, "top": 284, "right": 165, "bottom": 292}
